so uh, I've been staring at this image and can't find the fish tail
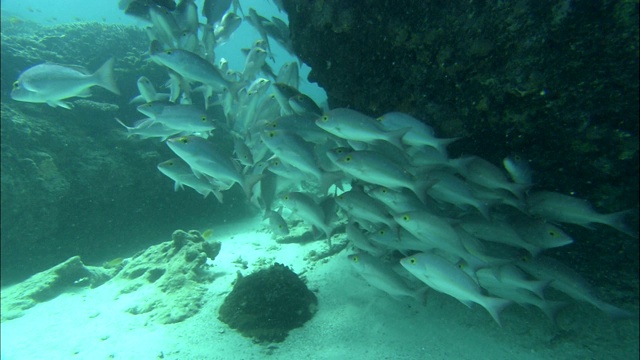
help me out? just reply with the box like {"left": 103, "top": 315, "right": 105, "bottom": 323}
{"left": 602, "top": 209, "right": 638, "bottom": 238}
{"left": 594, "top": 299, "right": 634, "bottom": 320}
{"left": 481, "top": 296, "right": 512, "bottom": 327}
{"left": 526, "top": 279, "right": 550, "bottom": 299}
{"left": 538, "top": 300, "right": 568, "bottom": 324}
{"left": 93, "top": 58, "right": 120, "bottom": 95}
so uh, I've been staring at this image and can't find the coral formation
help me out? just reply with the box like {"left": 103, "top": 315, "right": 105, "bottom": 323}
{"left": 218, "top": 263, "right": 318, "bottom": 343}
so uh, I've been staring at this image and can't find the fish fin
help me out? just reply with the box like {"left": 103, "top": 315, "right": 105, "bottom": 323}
{"left": 386, "top": 127, "right": 410, "bottom": 150}
{"left": 481, "top": 296, "right": 512, "bottom": 327}
{"left": 114, "top": 117, "right": 132, "bottom": 130}
{"left": 593, "top": 299, "right": 634, "bottom": 320}
{"left": 173, "top": 181, "right": 184, "bottom": 191}
{"left": 538, "top": 300, "right": 568, "bottom": 324}
{"left": 48, "top": 100, "right": 72, "bottom": 109}
{"left": 526, "top": 279, "right": 550, "bottom": 299}
{"left": 93, "top": 57, "right": 120, "bottom": 95}
{"left": 602, "top": 209, "right": 638, "bottom": 238}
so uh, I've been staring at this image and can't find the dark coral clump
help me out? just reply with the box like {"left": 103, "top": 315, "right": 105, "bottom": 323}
{"left": 218, "top": 263, "right": 318, "bottom": 343}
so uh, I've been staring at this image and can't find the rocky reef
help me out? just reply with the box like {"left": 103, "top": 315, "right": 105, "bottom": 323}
{"left": 218, "top": 263, "right": 318, "bottom": 343}
{"left": 1, "top": 229, "right": 221, "bottom": 324}
{"left": 282, "top": 0, "right": 638, "bottom": 287}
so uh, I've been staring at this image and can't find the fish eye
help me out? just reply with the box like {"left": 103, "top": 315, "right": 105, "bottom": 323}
{"left": 351, "top": 256, "right": 359, "bottom": 263}
{"left": 179, "top": 137, "right": 189, "bottom": 144}
{"left": 283, "top": 195, "right": 289, "bottom": 200}
{"left": 321, "top": 115, "right": 329, "bottom": 122}
{"left": 548, "top": 230, "right": 557, "bottom": 237}
{"left": 381, "top": 188, "right": 388, "bottom": 193}
{"left": 165, "top": 50, "right": 173, "bottom": 55}
{"left": 12, "top": 81, "right": 19, "bottom": 89}
{"left": 168, "top": 161, "right": 174, "bottom": 165}
{"left": 268, "top": 131, "right": 276, "bottom": 138}
{"left": 201, "top": 116, "right": 207, "bottom": 122}
{"left": 402, "top": 215, "right": 410, "bottom": 221}
{"left": 409, "top": 258, "right": 417, "bottom": 265}
{"left": 343, "top": 155, "right": 352, "bottom": 162}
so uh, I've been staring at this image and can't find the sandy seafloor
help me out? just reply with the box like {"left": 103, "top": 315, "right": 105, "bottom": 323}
{"left": 1, "top": 216, "right": 638, "bottom": 360}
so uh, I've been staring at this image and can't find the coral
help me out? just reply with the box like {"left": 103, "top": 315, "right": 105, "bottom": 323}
{"left": 218, "top": 263, "right": 318, "bottom": 343}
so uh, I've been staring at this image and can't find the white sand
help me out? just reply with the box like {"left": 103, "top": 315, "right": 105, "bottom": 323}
{"left": 2, "top": 216, "right": 638, "bottom": 360}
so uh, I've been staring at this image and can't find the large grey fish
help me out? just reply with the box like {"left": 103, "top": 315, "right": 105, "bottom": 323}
{"left": 348, "top": 252, "right": 424, "bottom": 302}
{"left": 11, "top": 58, "right": 120, "bottom": 109}
{"left": 401, "top": 252, "right": 512, "bottom": 326}
{"left": 317, "top": 108, "right": 408, "bottom": 149}
{"left": 526, "top": 191, "right": 637, "bottom": 237}
{"left": 115, "top": 118, "right": 181, "bottom": 141}
{"left": 517, "top": 255, "right": 633, "bottom": 319}
{"left": 166, "top": 135, "right": 257, "bottom": 197}
{"left": 150, "top": 40, "right": 235, "bottom": 93}
{"left": 157, "top": 158, "right": 223, "bottom": 203}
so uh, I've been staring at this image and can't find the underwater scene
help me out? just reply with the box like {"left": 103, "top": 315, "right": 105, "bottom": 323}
{"left": 1, "top": 0, "right": 638, "bottom": 359}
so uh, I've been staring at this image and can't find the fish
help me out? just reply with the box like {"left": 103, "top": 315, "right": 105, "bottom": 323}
{"left": 376, "top": 112, "right": 459, "bottom": 153}
{"left": 503, "top": 154, "right": 533, "bottom": 187}
{"left": 11, "top": 58, "right": 120, "bottom": 109}
{"left": 477, "top": 271, "right": 565, "bottom": 322}
{"left": 157, "top": 158, "right": 224, "bottom": 202}
{"left": 526, "top": 191, "right": 637, "bottom": 237}
{"left": 129, "top": 76, "right": 170, "bottom": 104}
{"left": 401, "top": 252, "right": 512, "bottom": 326}
{"left": 115, "top": 117, "right": 182, "bottom": 140}
{"left": 454, "top": 156, "right": 527, "bottom": 200}
{"left": 335, "top": 187, "right": 396, "bottom": 230}
{"left": 137, "top": 102, "right": 216, "bottom": 133}
{"left": 166, "top": 136, "right": 256, "bottom": 196}
{"left": 174, "top": 0, "right": 199, "bottom": 36}
{"left": 276, "top": 61, "right": 299, "bottom": 89}
{"left": 330, "top": 149, "right": 431, "bottom": 203}
{"left": 266, "top": 207, "right": 289, "bottom": 236}
{"left": 272, "top": 82, "right": 300, "bottom": 115}
{"left": 427, "top": 170, "right": 491, "bottom": 219}
{"left": 510, "top": 215, "right": 574, "bottom": 252}
{"left": 202, "top": 0, "right": 232, "bottom": 25}
{"left": 214, "top": 12, "right": 242, "bottom": 45}
{"left": 281, "top": 191, "right": 333, "bottom": 239}
{"left": 367, "top": 186, "right": 427, "bottom": 214}
{"left": 242, "top": 46, "right": 268, "bottom": 81}
{"left": 517, "top": 255, "right": 633, "bottom": 319}
{"left": 260, "top": 129, "right": 324, "bottom": 183}
{"left": 348, "top": 252, "right": 424, "bottom": 302}
{"left": 457, "top": 215, "right": 542, "bottom": 257}
{"left": 345, "top": 223, "right": 386, "bottom": 256}
{"left": 149, "top": 40, "right": 236, "bottom": 93}
{"left": 316, "top": 108, "right": 408, "bottom": 150}
{"left": 394, "top": 211, "right": 475, "bottom": 266}
{"left": 289, "top": 93, "right": 323, "bottom": 116}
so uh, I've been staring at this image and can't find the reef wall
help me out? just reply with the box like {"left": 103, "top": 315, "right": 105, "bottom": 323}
{"left": 282, "top": 0, "right": 638, "bottom": 286}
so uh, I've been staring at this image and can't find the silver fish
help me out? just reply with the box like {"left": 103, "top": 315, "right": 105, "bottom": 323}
{"left": 348, "top": 252, "right": 424, "bottom": 301}
{"left": 150, "top": 40, "right": 233, "bottom": 92}
{"left": 157, "top": 158, "right": 223, "bottom": 202}
{"left": 401, "top": 252, "right": 511, "bottom": 326}
{"left": 316, "top": 108, "right": 408, "bottom": 149}
{"left": 526, "top": 191, "right": 637, "bottom": 237}
{"left": 11, "top": 58, "right": 120, "bottom": 109}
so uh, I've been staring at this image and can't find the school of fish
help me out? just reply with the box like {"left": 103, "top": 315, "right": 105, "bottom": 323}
{"left": 10, "top": 0, "right": 636, "bottom": 326}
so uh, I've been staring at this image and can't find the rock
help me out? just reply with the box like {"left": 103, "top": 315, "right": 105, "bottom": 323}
{"left": 1, "top": 256, "right": 115, "bottom": 321}
{"left": 218, "top": 263, "right": 318, "bottom": 343}
{"left": 114, "top": 230, "right": 221, "bottom": 324}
